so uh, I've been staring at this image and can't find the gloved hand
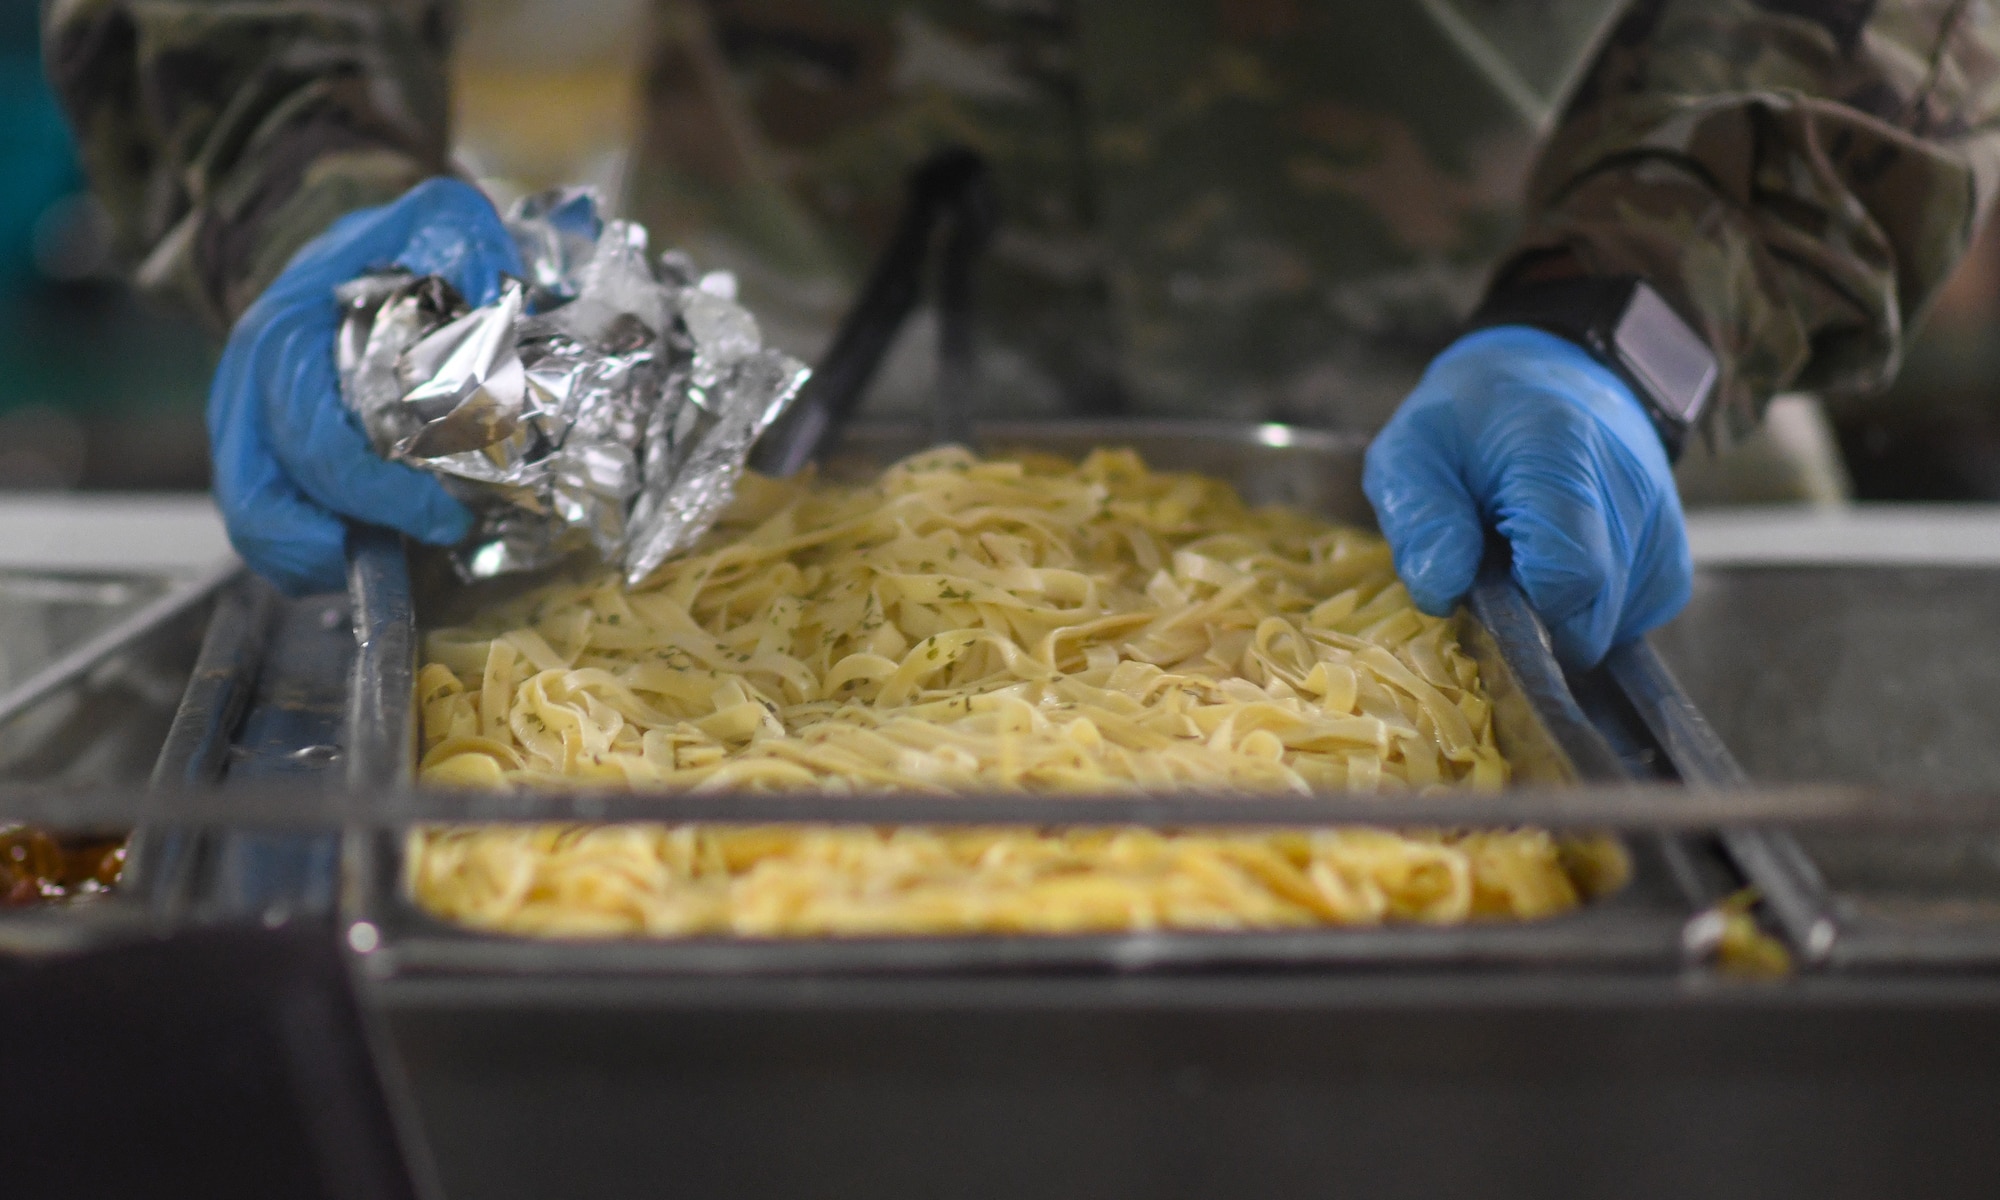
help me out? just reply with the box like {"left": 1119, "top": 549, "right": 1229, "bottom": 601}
{"left": 1362, "top": 325, "right": 1692, "bottom": 670}
{"left": 208, "top": 177, "right": 523, "bottom": 594}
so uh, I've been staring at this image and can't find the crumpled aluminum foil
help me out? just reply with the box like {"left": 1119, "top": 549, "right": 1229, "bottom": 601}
{"left": 335, "top": 187, "right": 809, "bottom": 583}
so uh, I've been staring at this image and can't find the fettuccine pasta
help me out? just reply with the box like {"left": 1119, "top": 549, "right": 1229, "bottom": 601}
{"left": 417, "top": 446, "right": 1505, "bottom": 791}
{"left": 411, "top": 824, "right": 1586, "bottom": 937}
{"left": 409, "top": 446, "right": 1597, "bottom": 936}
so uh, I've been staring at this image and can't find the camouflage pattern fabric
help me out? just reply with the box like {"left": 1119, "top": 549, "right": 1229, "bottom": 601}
{"left": 1514, "top": 0, "right": 2000, "bottom": 444}
{"left": 41, "top": 0, "right": 454, "bottom": 330}
{"left": 627, "top": 0, "right": 1565, "bottom": 425}
{"left": 40, "top": 0, "right": 2000, "bottom": 442}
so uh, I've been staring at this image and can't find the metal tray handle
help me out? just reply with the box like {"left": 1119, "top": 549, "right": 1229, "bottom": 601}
{"left": 1604, "top": 638, "right": 1837, "bottom": 963}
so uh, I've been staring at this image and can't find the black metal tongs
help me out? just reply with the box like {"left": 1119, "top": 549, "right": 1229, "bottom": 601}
{"left": 750, "top": 146, "right": 999, "bottom": 477}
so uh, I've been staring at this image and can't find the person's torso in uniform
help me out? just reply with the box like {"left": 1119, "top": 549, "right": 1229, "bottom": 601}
{"left": 627, "top": 0, "right": 1626, "bottom": 428}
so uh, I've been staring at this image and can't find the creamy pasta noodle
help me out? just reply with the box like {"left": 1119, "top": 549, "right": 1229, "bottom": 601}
{"left": 409, "top": 447, "right": 1602, "bottom": 936}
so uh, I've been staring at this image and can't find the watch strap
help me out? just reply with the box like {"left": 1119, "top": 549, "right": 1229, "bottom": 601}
{"left": 1468, "top": 276, "right": 1718, "bottom": 461}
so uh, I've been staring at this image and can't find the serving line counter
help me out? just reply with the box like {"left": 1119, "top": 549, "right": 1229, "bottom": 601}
{"left": 1658, "top": 505, "right": 2000, "bottom": 966}
{"left": 8, "top": 783, "right": 2000, "bottom": 1200}
{"left": 30, "top": 427, "right": 2000, "bottom": 970}
{"left": 13, "top": 442, "right": 2000, "bottom": 1197}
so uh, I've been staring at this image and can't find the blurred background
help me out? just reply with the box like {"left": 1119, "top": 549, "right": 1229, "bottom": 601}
{"left": 0, "top": 3, "right": 212, "bottom": 490}
{"left": 4, "top": 0, "right": 1999, "bottom": 502}
{"left": 0, "top": 0, "right": 651, "bottom": 497}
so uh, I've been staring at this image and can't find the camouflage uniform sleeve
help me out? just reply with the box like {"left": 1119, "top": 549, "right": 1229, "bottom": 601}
{"left": 1506, "top": 0, "right": 2000, "bottom": 441}
{"left": 42, "top": 0, "right": 455, "bottom": 330}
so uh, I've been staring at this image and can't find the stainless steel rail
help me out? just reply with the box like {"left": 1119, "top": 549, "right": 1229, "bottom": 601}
{"left": 151, "top": 577, "right": 277, "bottom": 788}
{"left": 345, "top": 528, "right": 417, "bottom": 795}
{"left": 0, "top": 779, "right": 1940, "bottom": 831}
{"left": 141, "top": 575, "right": 278, "bottom": 923}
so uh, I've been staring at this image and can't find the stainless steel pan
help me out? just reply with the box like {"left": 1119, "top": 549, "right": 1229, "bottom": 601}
{"left": 340, "top": 420, "right": 1719, "bottom": 977}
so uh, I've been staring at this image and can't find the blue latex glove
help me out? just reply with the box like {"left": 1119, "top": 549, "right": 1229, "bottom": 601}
{"left": 208, "top": 177, "right": 523, "bottom": 594}
{"left": 1362, "top": 325, "right": 1692, "bottom": 670}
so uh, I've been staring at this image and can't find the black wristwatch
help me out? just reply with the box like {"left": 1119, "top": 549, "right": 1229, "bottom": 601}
{"left": 1467, "top": 276, "right": 1718, "bottom": 461}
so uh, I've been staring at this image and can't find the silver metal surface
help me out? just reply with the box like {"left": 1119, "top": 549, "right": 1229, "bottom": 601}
{"left": 0, "top": 493, "right": 230, "bottom": 575}
{"left": 151, "top": 578, "right": 277, "bottom": 788}
{"left": 0, "top": 557, "right": 238, "bottom": 733}
{"left": 347, "top": 529, "right": 418, "bottom": 795}
{"left": 142, "top": 577, "right": 279, "bottom": 926}
{"left": 3, "top": 778, "right": 1971, "bottom": 833}
{"left": 1685, "top": 504, "right": 2000, "bottom": 568}
{"left": 1651, "top": 564, "right": 2000, "bottom": 968}
{"left": 1654, "top": 566, "right": 2000, "bottom": 788}
{"left": 0, "top": 566, "right": 221, "bottom": 789}
{"left": 0, "top": 564, "right": 229, "bottom": 945}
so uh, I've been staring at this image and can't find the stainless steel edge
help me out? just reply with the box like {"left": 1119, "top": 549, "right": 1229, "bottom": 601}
{"left": 3, "top": 779, "right": 1931, "bottom": 832}
{"left": 341, "top": 527, "right": 453, "bottom": 1200}
{"left": 343, "top": 524, "right": 420, "bottom": 952}
{"left": 150, "top": 578, "right": 277, "bottom": 787}
{"left": 0, "top": 565, "right": 241, "bottom": 946}
{"left": 347, "top": 527, "right": 419, "bottom": 795}
{"left": 136, "top": 576, "right": 278, "bottom": 923}
{"left": 1818, "top": 920, "right": 2000, "bottom": 971}
{"left": 373, "top": 905, "right": 1691, "bottom": 978}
